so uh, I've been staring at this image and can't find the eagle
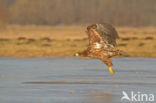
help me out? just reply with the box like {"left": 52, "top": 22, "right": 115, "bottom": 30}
{"left": 74, "top": 23, "right": 122, "bottom": 74}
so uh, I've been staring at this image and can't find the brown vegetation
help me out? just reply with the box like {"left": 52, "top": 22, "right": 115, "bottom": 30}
{"left": 0, "top": 25, "right": 156, "bottom": 58}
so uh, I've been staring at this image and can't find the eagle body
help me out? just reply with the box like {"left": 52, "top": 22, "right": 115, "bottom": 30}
{"left": 75, "top": 23, "right": 122, "bottom": 74}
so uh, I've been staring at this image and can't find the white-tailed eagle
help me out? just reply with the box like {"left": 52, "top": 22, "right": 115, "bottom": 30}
{"left": 74, "top": 23, "right": 122, "bottom": 74}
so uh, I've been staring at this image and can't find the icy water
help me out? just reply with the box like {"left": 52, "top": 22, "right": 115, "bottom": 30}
{"left": 0, "top": 57, "right": 156, "bottom": 103}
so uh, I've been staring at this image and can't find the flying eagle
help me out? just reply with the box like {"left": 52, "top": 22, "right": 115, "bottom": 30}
{"left": 74, "top": 23, "right": 122, "bottom": 74}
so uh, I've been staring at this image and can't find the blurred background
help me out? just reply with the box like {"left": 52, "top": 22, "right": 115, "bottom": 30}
{"left": 0, "top": 0, "right": 156, "bottom": 26}
{"left": 0, "top": 0, "right": 156, "bottom": 57}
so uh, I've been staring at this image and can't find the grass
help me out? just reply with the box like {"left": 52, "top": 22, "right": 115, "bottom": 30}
{"left": 0, "top": 25, "right": 156, "bottom": 58}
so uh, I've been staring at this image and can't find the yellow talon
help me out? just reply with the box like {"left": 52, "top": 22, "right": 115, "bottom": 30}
{"left": 109, "top": 67, "right": 115, "bottom": 74}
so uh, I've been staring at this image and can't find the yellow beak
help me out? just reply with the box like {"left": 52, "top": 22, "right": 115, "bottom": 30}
{"left": 109, "top": 67, "right": 115, "bottom": 74}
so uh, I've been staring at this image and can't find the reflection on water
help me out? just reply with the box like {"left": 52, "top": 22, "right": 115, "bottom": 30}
{"left": 89, "top": 90, "right": 115, "bottom": 103}
{"left": 24, "top": 81, "right": 156, "bottom": 85}
{"left": 0, "top": 57, "right": 156, "bottom": 103}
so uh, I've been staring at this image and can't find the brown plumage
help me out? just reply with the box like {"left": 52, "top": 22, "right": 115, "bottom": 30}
{"left": 74, "top": 23, "right": 122, "bottom": 74}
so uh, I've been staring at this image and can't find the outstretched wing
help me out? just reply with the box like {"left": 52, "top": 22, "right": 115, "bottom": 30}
{"left": 86, "top": 23, "right": 119, "bottom": 51}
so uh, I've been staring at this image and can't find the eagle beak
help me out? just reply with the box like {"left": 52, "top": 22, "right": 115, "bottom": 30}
{"left": 74, "top": 53, "right": 79, "bottom": 57}
{"left": 109, "top": 67, "right": 115, "bottom": 74}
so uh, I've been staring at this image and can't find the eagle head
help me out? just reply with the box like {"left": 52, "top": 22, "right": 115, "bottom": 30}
{"left": 74, "top": 52, "right": 79, "bottom": 57}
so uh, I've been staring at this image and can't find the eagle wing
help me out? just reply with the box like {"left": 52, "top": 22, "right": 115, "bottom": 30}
{"left": 86, "top": 23, "right": 119, "bottom": 51}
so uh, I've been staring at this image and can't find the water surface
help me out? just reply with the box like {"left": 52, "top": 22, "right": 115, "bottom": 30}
{"left": 0, "top": 57, "right": 156, "bottom": 103}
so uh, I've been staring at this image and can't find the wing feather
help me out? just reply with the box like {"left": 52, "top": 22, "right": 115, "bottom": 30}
{"left": 86, "top": 24, "right": 103, "bottom": 49}
{"left": 86, "top": 23, "right": 119, "bottom": 51}
{"left": 96, "top": 23, "right": 119, "bottom": 46}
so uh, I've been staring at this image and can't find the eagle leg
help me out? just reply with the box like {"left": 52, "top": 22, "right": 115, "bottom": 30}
{"left": 101, "top": 57, "right": 115, "bottom": 74}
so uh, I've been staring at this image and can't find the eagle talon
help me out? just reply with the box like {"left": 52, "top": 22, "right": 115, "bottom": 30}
{"left": 109, "top": 67, "right": 115, "bottom": 74}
